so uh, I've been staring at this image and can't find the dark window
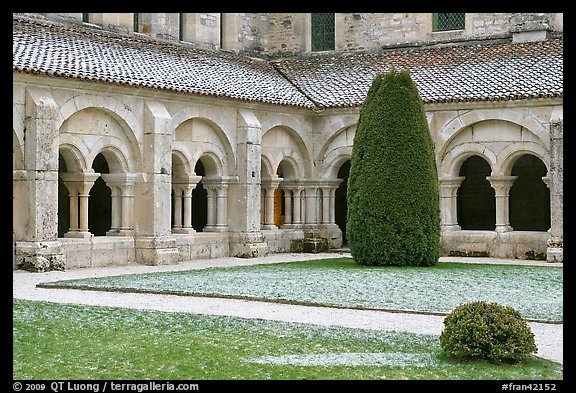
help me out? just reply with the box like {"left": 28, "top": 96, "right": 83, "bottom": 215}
{"left": 133, "top": 13, "right": 139, "bottom": 32}
{"left": 311, "top": 13, "right": 335, "bottom": 52}
{"left": 433, "top": 13, "right": 465, "bottom": 32}
{"left": 82, "top": 13, "right": 90, "bottom": 23}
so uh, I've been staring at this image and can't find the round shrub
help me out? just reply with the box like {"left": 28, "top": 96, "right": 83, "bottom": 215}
{"left": 346, "top": 69, "right": 440, "bottom": 266}
{"left": 439, "top": 300, "right": 537, "bottom": 363}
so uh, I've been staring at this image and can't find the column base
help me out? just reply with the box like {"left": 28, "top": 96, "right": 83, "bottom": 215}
{"left": 495, "top": 225, "right": 514, "bottom": 233}
{"left": 171, "top": 228, "right": 196, "bottom": 234}
{"left": 134, "top": 236, "right": 180, "bottom": 266}
{"left": 261, "top": 224, "right": 278, "bottom": 230}
{"left": 63, "top": 231, "right": 93, "bottom": 239}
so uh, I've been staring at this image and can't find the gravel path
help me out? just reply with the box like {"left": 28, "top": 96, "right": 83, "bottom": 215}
{"left": 12, "top": 252, "right": 563, "bottom": 365}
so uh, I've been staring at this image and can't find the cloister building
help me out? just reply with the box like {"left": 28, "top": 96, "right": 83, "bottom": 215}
{"left": 12, "top": 12, "right": 563, "bottom": 271}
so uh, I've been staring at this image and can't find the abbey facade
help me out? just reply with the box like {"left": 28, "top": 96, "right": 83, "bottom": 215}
{"left": 12, "top": 13, "right": 563, "bottom": 271}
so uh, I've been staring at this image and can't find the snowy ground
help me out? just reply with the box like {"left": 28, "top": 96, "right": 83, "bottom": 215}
{"left": 12, "top": 252, "right": 563, "bottom": 365}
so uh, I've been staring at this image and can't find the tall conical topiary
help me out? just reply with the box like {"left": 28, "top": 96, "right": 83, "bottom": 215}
{"left": 347, "top": 69, "right": 440, "bottom": 266}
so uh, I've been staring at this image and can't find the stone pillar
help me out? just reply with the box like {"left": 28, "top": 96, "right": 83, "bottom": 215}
{"left": 227, "top": 109, "right": 268, "bottom": 258}
{"left": 487, "top": 176, "right": 517, "bottom": 233}
{"left": 439, "top": 176, "right": 465, "bottom": 231}
{"left": 547, "top": 113, "right": 563, "bottom": 262}
{"left": 172, "top": 185, "right": 183, "bottom": 230}
{"left": 321, "top": 187, "right": 330, "bottom": 224}
{"left": 133, "top": 101, "right": 179, "bottom": 265}
{"left": 13, "top": 87, "right": 65, "bottom": 272}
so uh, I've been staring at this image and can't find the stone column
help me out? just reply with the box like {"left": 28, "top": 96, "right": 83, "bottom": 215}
{"left": 101, "top": 173, "right": 143, "bottom": 236}
{"left": 172, "top": 185, "right": 183, "bottom": 230}
{"left": 439, "top": 176, "right": 465, "bottom": 231}
{"left": 13, "top": 88, "right": 66, "bottom": 271}
{"left": 204, "top": 186, "right": 217, "bottom": 231}
{"left": 292, "top": 187, "right": 303, "bottom": 226}
{"left": 281, "top": 187, "right": 293, "bottom": 227}
{"left": 59, "top": 172, "right": 100, "bottom": 238}
{"left": 203, "top": 180, "right": 230, "bottom": 232}
{"left": 304, "top": 186, "right": 318, "bottom": 227}
{"left": 547, "top": 113, "right": 563, "bottom": 262}
{"left": 261, "top": 177, "right": 282, "bottom": 230}
{"left": 487, "top": 176, "right": 517, "bottom": 233}
{"left": 172, "top": 175, "right": 201, "bottom": 234}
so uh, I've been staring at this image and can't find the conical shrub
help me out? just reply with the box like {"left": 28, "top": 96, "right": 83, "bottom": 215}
{"left": 347, "top": 69, "right": 440, "bottom": 266}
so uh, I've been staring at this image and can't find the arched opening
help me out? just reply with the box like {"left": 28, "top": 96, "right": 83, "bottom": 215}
{"left": 192, "top": 160, "right": 208, "bottom": 232}
{"left": 335, "top": 160, "right": 350, "bottom": 245}
{"left": 57, "top": 154, "right": 70, "bottom": 238}
{"left": 509, "top": 155, "right": 550, "bottom": 231}
{"left": 274, "top": 166, "right": 285, "bottom": 228}
{"left": 88, "top": 153, "right": 111, "bottom": 236}
{"left": 457, "top": 156, "right": 495, "bottom": 230}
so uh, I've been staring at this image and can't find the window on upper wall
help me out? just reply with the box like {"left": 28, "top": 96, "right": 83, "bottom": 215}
{"left": 433, "top": 13, "right": 465, "bottom": 31}
{"left": 82, "top": 13, "right": 90, "bottom": 23}
{"left": 311, "top": 13, "right": 335, "bottom": 51}
{"left": 133, "top": 13, "right": 139, "bottom": 32}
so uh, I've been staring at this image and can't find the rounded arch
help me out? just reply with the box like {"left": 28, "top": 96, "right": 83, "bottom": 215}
{"left": 12, "top": 129, "right": 24, "bottom": 170}
{"left": 57, "top": 95, "right": 143, "bottom": 172}
{"left": 260, "top": 155, "right": 275, "bottom": 179}
{"left": 323, "top": 151, "right": 353, "bottom": 180}
{"left": 278, "top": 157, "right": 300, "bottom": 180}
{"left": 195, "top": 151, "right": 223, "bottom": 178}
{"left": 438, "top": 109, "right": 549, "bottom": 160}
{"left": 90, "top": 145, "right": 129, "bottom": 173}
{"left": 171, "top": 111, "right": 235, "bottom": 174}
{"left": 440, "top": 143, "right": 497, "bottom": 177}
{"left": 498, "top": 143, "right": 550, "bottom": 176}
{"left": 171, "top": 149, "right": 192, "bottom": 178}
{"left": 58, "top": 143, "right": 88, "bottom": 172}
{"left": 262, "top": 125, "right": 312, "bottom": 177}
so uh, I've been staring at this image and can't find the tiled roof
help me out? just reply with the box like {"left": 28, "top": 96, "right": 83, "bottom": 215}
{"left": 12, "top": 16, "right": 313, "bottom": 108}
{"left": 273, "top": 38, "right": 563, "bottom": 107}
{"left": 13, "top": 15, "right": 563, "bottom": 110}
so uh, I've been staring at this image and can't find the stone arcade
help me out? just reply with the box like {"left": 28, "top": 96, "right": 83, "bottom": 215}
{"left": 12, "top": 13, "right": 563, "bottom": 271}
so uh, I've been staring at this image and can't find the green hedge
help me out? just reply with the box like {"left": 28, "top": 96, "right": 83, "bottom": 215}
{"left": 439, "top": 301, "right": 537, "bottom": 363}
{"left": 347, "top": 70, "right": 440, "bottom": 266}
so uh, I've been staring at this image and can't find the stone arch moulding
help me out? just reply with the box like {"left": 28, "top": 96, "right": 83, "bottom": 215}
{"left": 440, "top": 143, "right": 497, "bottom": 178}
{"left": 437, "top": 109, "right": 550, "bottom": 162}
{"left": 317, "top": 123, "right": 356, "bottom": 165}
{"left": 91, "top": 145, "right": 130, "bottom": 174}
{"left": 261, "top": 155, "right": 275, "bottom": 179}
{"left": 321, "top": 148, "right": 353, "bottom": 180}
{"left": 58, "top": 143, "right": 89, "bottom": 173}
{"left": 261, "top": 125, "right": 312, "bottom": 178}
{"left": 497, "top": 143, "right": 550, "bottom": 176}
{"left": 278, "top": 156, "right": 301, "bottom": 180}
{"left": 57, "top": 95, "right": 143, "bottom": 172}
{"left": 171, "top": 110, "right": 236, "bottom": 172}
{"left": 194, "top": 151, "right": 224, "bottom": 178}
{"left": 171, "top": 148, "right": 193, "bottom": 178}
{"left": 12, "top": 129, "right": 25, "bottom": 171}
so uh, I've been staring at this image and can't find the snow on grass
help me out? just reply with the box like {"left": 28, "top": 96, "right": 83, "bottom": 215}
{"left": 246, "top": 352, "right": 439, "bottom": 367}
{"left": 40, "top": 259, "right": 562, "bottom": 321}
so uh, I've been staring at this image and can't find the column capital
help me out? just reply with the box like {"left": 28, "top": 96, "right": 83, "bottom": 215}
{"left": 486, "top": 175, "right": 518, "bottom": 194}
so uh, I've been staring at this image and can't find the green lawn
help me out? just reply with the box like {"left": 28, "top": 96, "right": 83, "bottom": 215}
{"left": 39, "top": 258, "right": 563, "bottom": 322}
{"left": 13, "top": 299, "right": 563, "bottom": 380}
